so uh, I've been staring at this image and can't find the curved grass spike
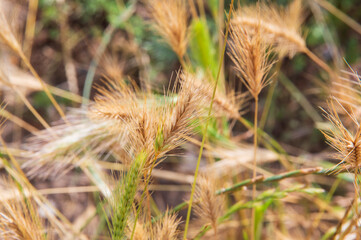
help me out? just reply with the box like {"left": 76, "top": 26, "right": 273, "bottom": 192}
{"left": 183, "top": 1, "right": 234, "bottom": 238}
{"left": 108, "top": 151, "right": 147, "bottom": 239}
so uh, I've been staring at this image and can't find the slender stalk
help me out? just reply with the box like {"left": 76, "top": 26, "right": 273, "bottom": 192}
{"left": 188, "top": 0, "right": 198, "bottom": 20}
{"left": 23, "top": 0, "right": 38, "bottom": 59}
{"left": 259, "top": 59, "right": 283, "bottom": 130}
{"left": 354, "top": 172, "right": 360, "bottom": 240}
{"left": 303, "top": 48, "right": 334, "bottom": 76}
{"left": 316, "top": 0, "right": 361, "bottom": 36}
{"left": 332, "top": 199, "right": 351, "bottom": 239}
{"left": 183, "top": 1, "right": 234, "bottom": 238}
{"left": 251, "top": 96, "right": 258, "bottom": 240}
{"left": 216, "top": 167, "right": 323, "bottom": 195}
{"left": 19, "top": 51, "right": 68, "bottom": 123}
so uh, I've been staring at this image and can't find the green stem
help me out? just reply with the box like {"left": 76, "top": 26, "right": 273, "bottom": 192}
{"left": 195, "top": 185, "right": 314, "bottom": 239}
{"left": 216, "top": 167, "right": 323, "bottom": 195}
{"left": 182, "top": 1, "right": 234, "bottom": 238}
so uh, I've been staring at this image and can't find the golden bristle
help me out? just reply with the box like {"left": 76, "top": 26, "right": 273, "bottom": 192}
{"left": 194, "top": 175, "right": 224, "bottom": 236}
{"left": 154, "top": 210, "right": 181, "bottom": 240}
{"left": 231, "top": 0, "right": 305, "bottom": 58}
{"left": 321, "top": 98, "right": 361, "bottom": 171}
{"left": 146, "top": 0, "right": 188, "bottom": 59}
{"left": 0, "top": 182, "right": 46, "bottom": 240}
{"left": 228, "top": 21, "right": 274, "bottom": 99}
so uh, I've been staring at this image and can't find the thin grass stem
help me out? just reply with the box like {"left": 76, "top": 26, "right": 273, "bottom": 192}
{"left": 303, "top": 47, "right": 334, "bottom": 76}
{"left": 183, "top": 1, "right": 234, "bottom": 238}
{"left": 251, "top": 96, "right": 258, "bottom": 240}
{"left": 259, "top": 59, "right": 283, "bottom": 130}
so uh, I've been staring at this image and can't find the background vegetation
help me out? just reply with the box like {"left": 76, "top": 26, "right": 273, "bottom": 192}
{"left": 0, "top": 0, "right": 361, "bottom": 239}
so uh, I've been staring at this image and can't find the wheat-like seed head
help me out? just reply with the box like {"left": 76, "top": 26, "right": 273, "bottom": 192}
{"left": 125, "top": 218, "right": 149, "bottom": 240}
{"left": 154, "top": 210, "right": 181, "bottom": 240}
{"left": 228, "top": 21, "right": 274, "bottom": 99}
{"left": 146, "top": 0, "right": 188, "bottom": 59}
{"left": 22, "top": 108, "right": 131, "bottom": 178}
{"left": 0, "top": 182, "right": 46, "bottom": 240}
{"left": 194, "top": 175, "right": 224, "bottom": 236}
{"left": 321, "top": 97, "right": 361, "bottom": 173}
{"left": 188, "top": 72, "right": 246, "bottom": 119}
{"left": 231, "top": 0, "right": 305, "bottom": 58}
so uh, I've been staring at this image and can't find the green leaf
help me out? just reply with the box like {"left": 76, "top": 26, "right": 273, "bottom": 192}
{"left": 189, "top": 19, "right": 218, "bottom": 81}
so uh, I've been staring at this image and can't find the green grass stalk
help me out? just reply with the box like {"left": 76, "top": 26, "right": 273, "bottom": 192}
{"left": 109, "top": 152, "right": 147, "bottom": 239}
{"left": 182, "top": 1, "right": 234, "bottom": 238}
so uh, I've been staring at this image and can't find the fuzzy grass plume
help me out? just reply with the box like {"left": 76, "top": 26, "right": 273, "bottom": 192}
{"left": 146, "top": 0, "right": 188, "bottom": 61}
{"left": 231, "top": 0, "right": 305, "bottom": 58}
{"left": 0, "top": 180, "right": 46, "bottom": 240}
{"left": 194, "top": 175, "right": 224, "bottom": 237}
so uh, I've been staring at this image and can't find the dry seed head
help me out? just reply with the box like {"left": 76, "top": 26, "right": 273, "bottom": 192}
{"left": 189, "top": 72, "right": 246, "bottom": 119}
{"left": 330, "top": 70, "right": 361, "bottom": 118}
{"left": 125, "top": 219, "right": 149, "bottom": 240}
{"left": 194, "top": 175, "right": 224, "bottom": 235}
{"left": 0, "top": 182, "right": 45, "bottom": 240}
{"left": 146, "top": 0, "right": 188, "bottom": 59}
{"left": 22, "top": 109, "right": 131, "bottom": 178}
{"left": 154, "top": 210, "right": 181, "bottom": 240}
{"left": 322, "top": 98, "right": 361, "bottom": 172}
{"left": 231, "top": 0, "right": 305, "bottom": 58}
{"left": 228, "top": 21, "right": 274, "bottom": 99}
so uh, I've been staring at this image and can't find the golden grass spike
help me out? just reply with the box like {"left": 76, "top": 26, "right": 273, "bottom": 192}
{"left": 146, "top": 0, "right": 188, "bottom": 61}
{"left": 321, "top": 98, "right": 361, "bottom": 173}
{"left": 154, "top": 210, "right": 181, "bottom": 240}
{"left": 0, "top": 181, "right": 46, "bottom": 240}
{"left": 22, "top": 109, "right": 131, "bottom": 179}
{"left": 231, "top": 0, "right": 305, "bottom": 58}
{"left": 194, "top": 175, "right": 224, "bottom": 236}
{"left": 126, "top": 218, "right": 149, "bottom": 240}
{"left": 228, "top": 20, "right": 275, "bottom": 99}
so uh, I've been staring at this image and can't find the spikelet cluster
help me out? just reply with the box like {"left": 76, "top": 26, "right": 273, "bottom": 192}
{"left": 322, "top": 98, "right": 361, "bottom": 173}
{"left": 125, "top": 218, "right": 149, "bottom": 240}
{"left": 194, "top": 175, "right": 224, "bottom": 235}
{"left": 22, "top": 108, "right": 130, "bottom": 178}
{"left": 146, "top": 0, "right": 188, "bottom": 59}
{"left": 228, "top": 21, "right": 274, "bottom": 99}
{"left": 22, "top": 72, "right": 211, "bottom": 178}
{"left": 0, "top": 183, "right": 45, "bottom": 240}
{"left": 109, "top": 152, "right": 147, "bottom": 239}
{"left": 153, "top": 210, "right": 181, "bottom": 240}
{"left": 231, "top": 0, "right": 305, "bottom": 58}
